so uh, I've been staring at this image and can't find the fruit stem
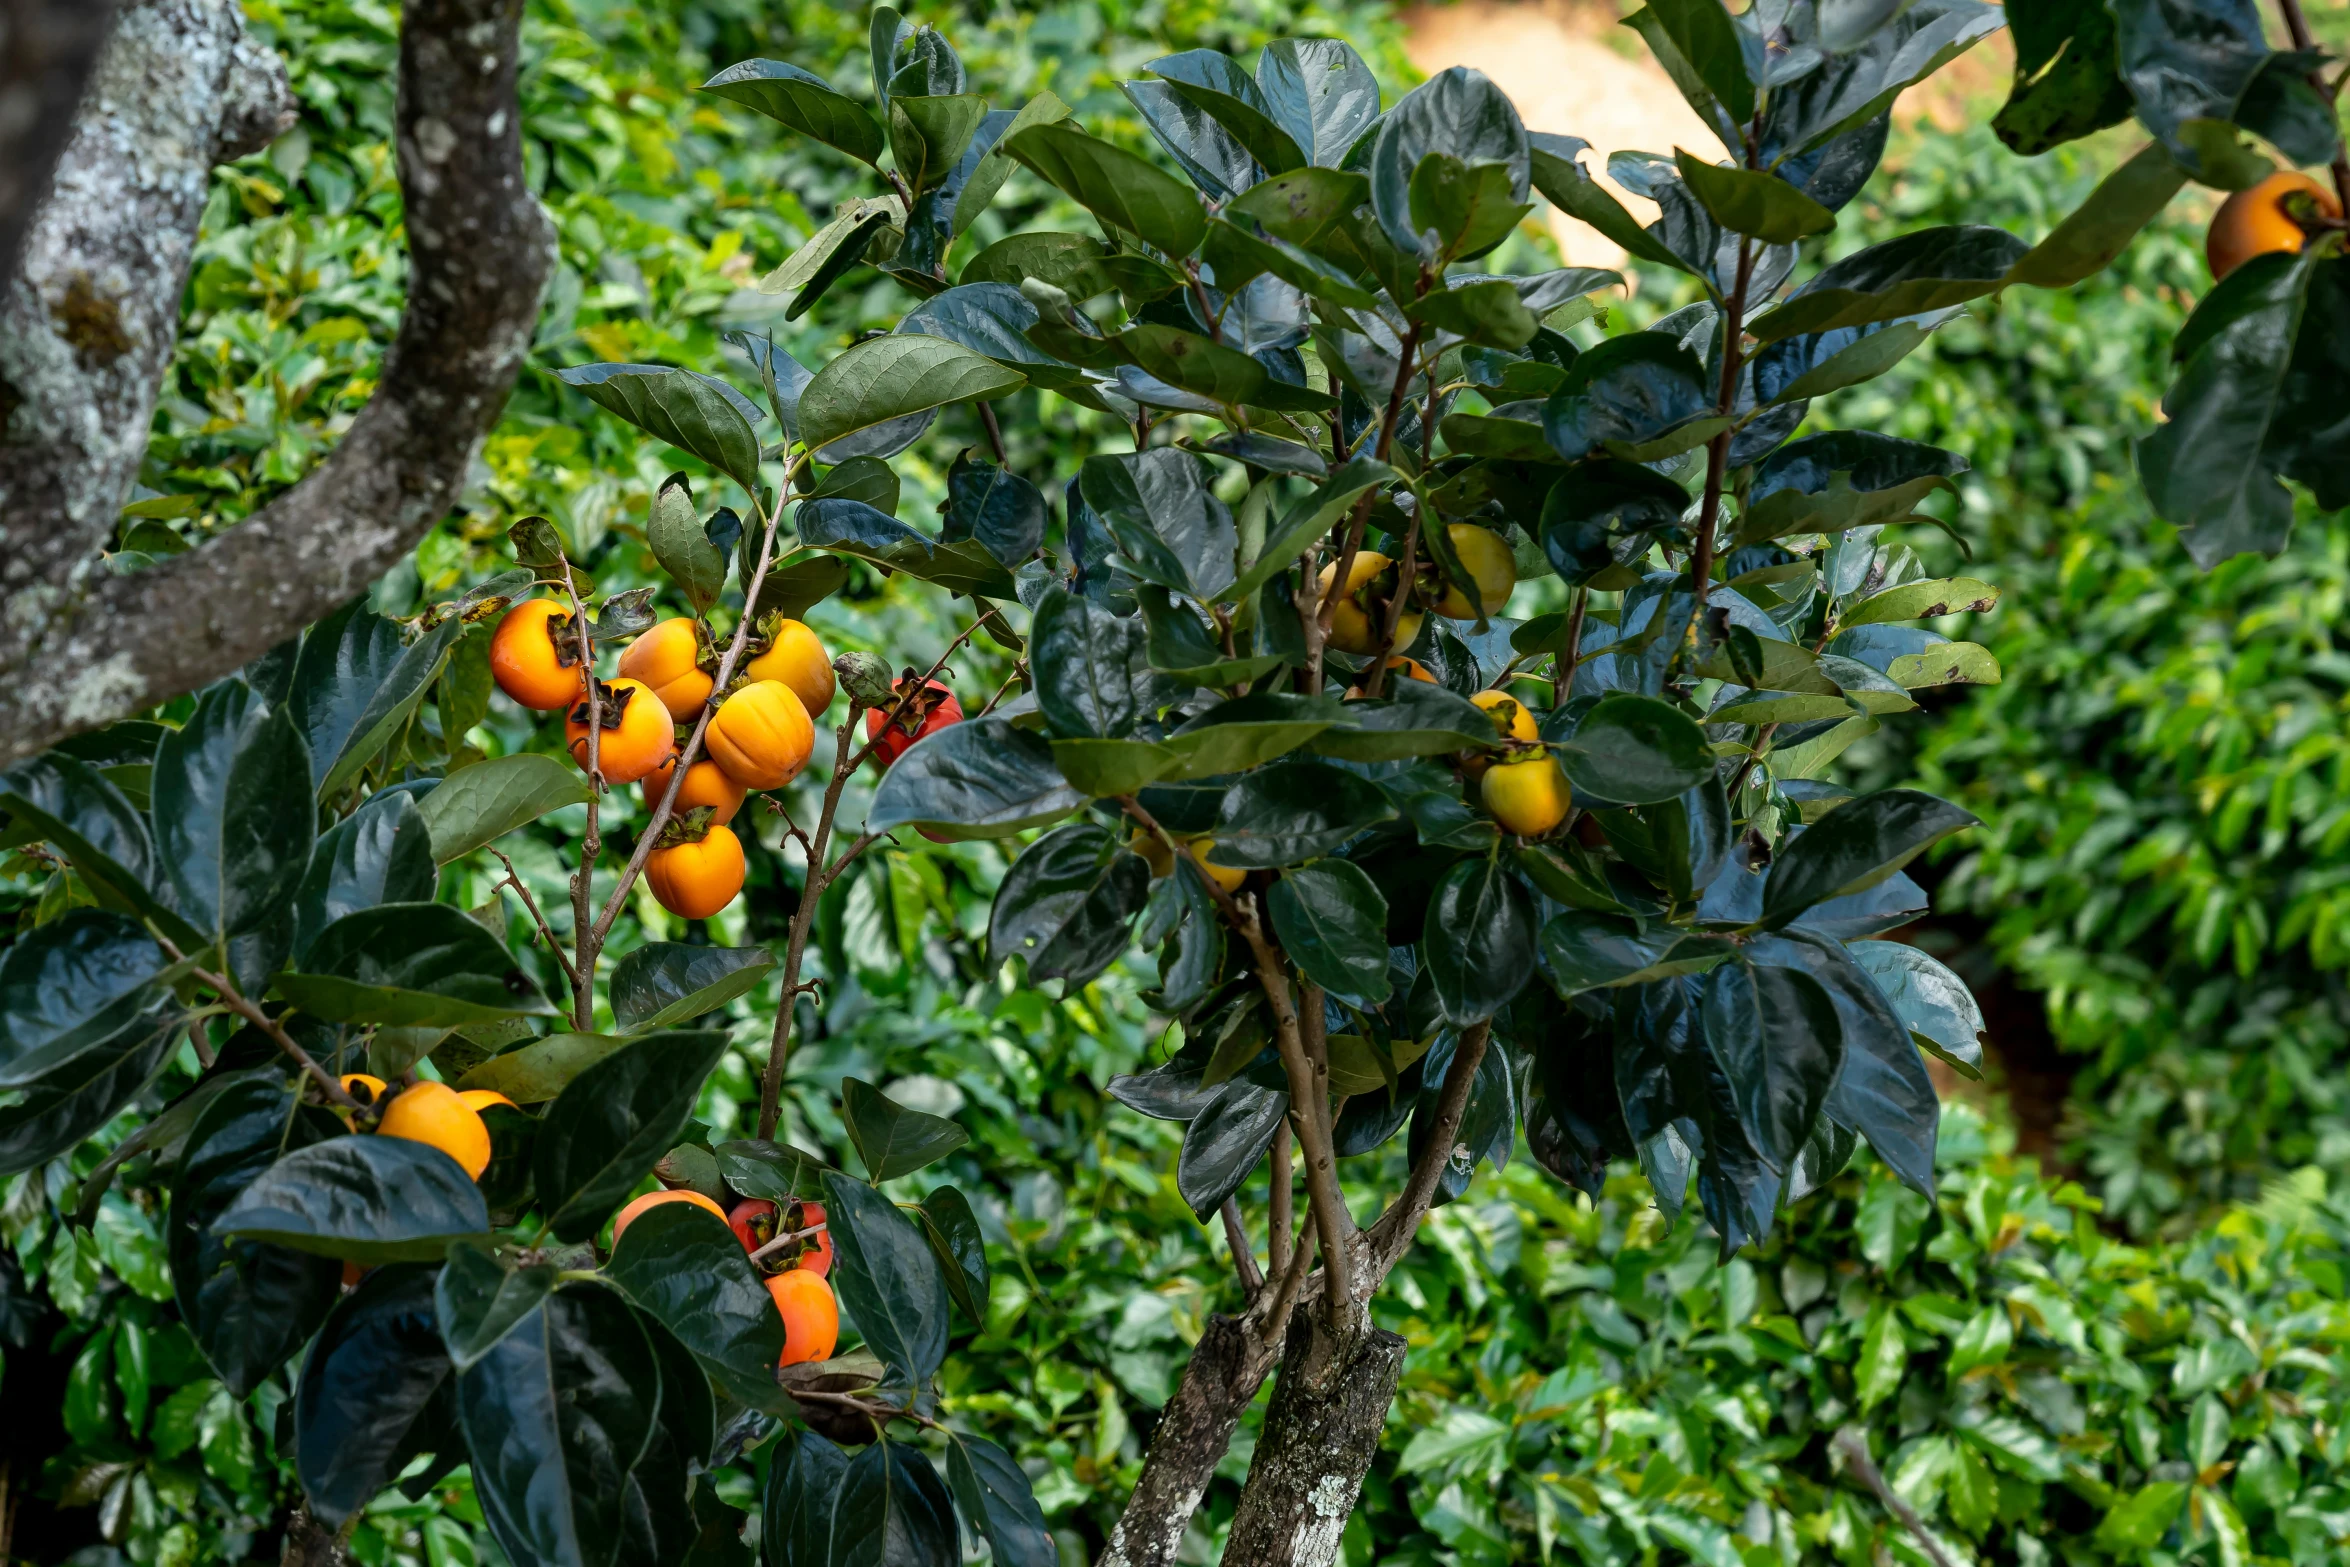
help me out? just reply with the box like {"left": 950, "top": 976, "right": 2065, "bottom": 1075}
{"left": 747, "top": 1221, "right": 827, "bottom": 1264}
{"left": 2272, "top": 0, "right": 2350, "bottom": 210}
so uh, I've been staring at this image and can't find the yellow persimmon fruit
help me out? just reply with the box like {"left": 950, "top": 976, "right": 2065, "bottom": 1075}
{"left": 1433, "top": 525, "right": 1517, "bottom": 619}
{"left": 1482, "top": 755, "right": 1572, "bottom": 837}
{"left": 617, "top": 617, "right": 714, "bottom": 721}
{"left": 374, "top": 1081, "right": 493, "bottom": 1180}
{"left": 706, "top": 680, "right": 815, "bottom": 790}
{"left": 1317, "top": 551, "right": 1422, "bottom": 657}
{"left": 744, "top": 619, "right": 836, "bottom": 721}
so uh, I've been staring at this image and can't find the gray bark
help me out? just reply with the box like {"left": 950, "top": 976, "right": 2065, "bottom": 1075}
{"left": 278, "top": 1506, "right": 351, "bottom": 1567}
{"left": 1219, "top": 1316, "right": 1407, "bottom": 1567}
{"left": 0, "top": 0, "right": 550, "bottom": 766}
{"left": 0, "top": 0, "right": 124, "bottom": 283}
{"left": 1098, "top": 1313, "right": 1283, "bottom": 1567}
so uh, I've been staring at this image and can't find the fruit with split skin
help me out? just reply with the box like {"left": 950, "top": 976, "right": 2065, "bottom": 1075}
{"left": 2207, "top": 171, "right": 2343, "bottom": 280}
{"left": 617, "top": 616, "right": 715, "bottom": 719}
{"left": 565, "top": 677, "right": 675, "bottom": 785}
{"left": 489, "top": 598, "right": 586, "bottom": 711}
{"left": 644, "top": 822, "right": 746, "bottom": 919}
{"left": 744, "top": 617, "right": 836, "bottom": 720}
{"left": 707, "top": 679, "right": 815, "bottom": 789}
{"left": 1318, "top": 550, "right": 1422, "bottom": 657}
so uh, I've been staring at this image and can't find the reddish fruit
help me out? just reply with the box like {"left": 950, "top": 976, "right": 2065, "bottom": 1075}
{"left": 864, "top": 673, "right": 962, "bottom": 768}
{"left": 726, "top": 1197, "right": 777, "bottom": 1254}
{"left": 792, "top": 1200, "right": 833, "bottom": 1278}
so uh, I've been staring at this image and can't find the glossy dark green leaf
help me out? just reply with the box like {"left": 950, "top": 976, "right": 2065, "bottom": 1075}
{"left": 0, "top": 909, "right": 167, "bottom": 1088}
{"left": 288, "top": 601, "right": 401, "bottom": 789}
{"left": 2138, "top": 247, "right": 2315, "bottom": 567}
{"left": 1268, "top": 860, "right": 1391, "bottom": 1005}
{"left": 1757, "top": 1, "right": 2003, "bottom": 161}
{"left": 1004, "top": 121, "right": 1207, "bottom": 258}
{"left": 1310, "top": 682, "right": 1498, "bottom": 763}
{"left": 647, "top": 476, "right": 729, "bottom": 610}
{"left": 553, "top": 364, "right": 765, "bottom": 498}
{"left": 1762, "top": 789, "right": 1978, "bottom": 927}
{"left": 842, "top": 1076, "right": 971, "bottom": 1182}
{"left": 1152, "top": 49, "right": 1304, "bottom": 173}
{"left": 609, "top": 943, "right": 775, "bottom": 1034}
{"left": 1994, "top": 0, "right": 2134, "bottom": 153}
{"left": 1409, "top": 1031, "right": 1518, "bottom": 1205}
{"left": 1740, "top": 430, "right": 1967, "bottom": 543}
{"left": 1754, "top": 318, "right": 1937, "bottom": 406}
{"left": 701, "top": 59, "right": 884, "bottom": 165}
{"left": 1748, "top": 226, "right": 2030, "bottom": 343}
{"left": 1177, "top": 1081, "right": 1288, "bottom": 1218}
{"left": 617, "top": 1313, "right": 718, "bottom": 1567}
{"left": 1256, "top": 37, "right": 1380, "bottom": 166}
{"left": 153, "top": 681, "right": 314, "bottom": 960}
{"left": 867, "top": 717, "right": 1085, "bottom": 840}
{"left": 1700, "top": 959, "right": 1843, "bottom": 1172}
{"left": 1423, "top": 855, "right": 1537, "bottom": 1024}
{"left": 604, "top": 1201, "right": 788, "bottom": 1413}
{"left": 534, "top": 1030, "right": 731, "bottom": 1244}
{"left": 291, "top": 789, "right": 436, "bottom": 963}
{"left": 799, "top": 496, "right": 1019, "bottom": 599}
{"left": 414, "top": 752, "right": 591, "bottom": 865}
{"left": 1675, "top": 152, "right": 1835, "bottom": 244}
{"left": 1554, "top": 694, "right": 1712, "bottom": 806}
{"left": 1368, "top": 67, "right": 1529, "bottom": 255}
{"left": 214, "top": 1133, "right": 490, "bottom": 1262}
{"left": 2110, "top": 0, "right": 2339, "bottom": 175}
{"left": 1542, "top": 333, "right": 1714, "bottom": 462}
{"left": 1201, "top": 218, "right": 1379, "bottom": 311}
{"left": 169, "top": 1078, "right": 344, "bottom": 1395}
{"left": 1226, "top": 455, "right": 1397, "bottom": 604}
{"left": 458, "top": 1284, "right": 661, "bottom": 1567}
{"left": 1540, "top": 911, "right": 1734, "bottom": 994}
{"left": 915, "top": 1186, "right": 990, "bottom": 1323}
{"left": 1851, "top": 938, "right": 1986, "bottom": 1078}
{"left": 0, "top": 1005, "right": 178, "bottom": 1176}
{"left": 1032, "top": 586, "right": 1152, "bottom": 740}
{"left": 1081, "top": 448, "right": 1240, "bottom": 602}
{"left": 770, "top": 1431, "right": 959, "bottom": 1567}
{"left": 712, "top": 1139, "right": 834, "bottom": 1203}
{"left": 805, "top": 334, "right": 1027, "bottom": 458}
{"left": 943, "top": 1432, "right": 1054, "bottom": 1567}
{"left": 1209, "top": 761, "right": 1395, "bottom": 869}
{"left": 1756, "top": 929, "right": 1940, "bottom": 1197}
{"left": 888, "top": 92, "right": 989, "bottom": 195}
{"left": 941, "top": 451, "right": 1048, "bottom": 566}
{"left": 1226, "top": 166, "right": 1372, "bottom": 252}
{"left": 296, "top": 1264, "right": 453, "bottom": 1526}
{"left": 1631, "top": 0, "right": 1754, "bottom": 132}
{"left": 822, "top": 1171, "right": 951, "bottom": 1397}
{"left": 1147, "top": 860, "right": 1222, "bottom": 1013}
{"left": 1529, "top": 142, "right": 1706, "bottom": 283}
{"left": 0, "top": 753, "right": 192, "bottom": 942}
{"left": 276, "top": 902, "right": 552, "bottom": 1026}
{"left": 1125, "top": 79, "right": 1260, "bottom": 199}
{"left": 435, "top": 1238, "right": 559, "bottom": 1370}
{"left": 1408, "top": 273, "right": 1538, "bottom": 348}
{"left": 987, "top": 822, "right": 1153, "bottom": 984}
{"left": 457, "top": 1032, "right": 628, "bottom": 1105}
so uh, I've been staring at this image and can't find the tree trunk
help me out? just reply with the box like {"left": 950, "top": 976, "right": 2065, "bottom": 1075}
{"left": 1218, "top": 1315, "right": 1406, "bottom": 1567}
{"left": 1097, "top": 1313, "right": 1280, "bottom": 1567}
{"left": 278, "top": 1506, "right": 350, "bottom": 1567}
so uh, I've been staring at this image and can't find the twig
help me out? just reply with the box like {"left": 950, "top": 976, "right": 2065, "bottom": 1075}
{"left": 1558, "top": 587, "right": 1590, "bottom": 704}
{"left": 2272, "top": 0, "right": 2350, "bottom": 210}
{"left": 1221, "top": 1199, "right": 1265, "bottom": 1295}
{"left": 1363, "top": 1021, "right": 1491, "bottom": 1278}
{"left": 784, "top": 1384, "right": 946, "bottom": 1434}
{"left": 490, "top": 846, "right": 578, "bottom": 989}
{"left": 977, "top": 400, "right": 1011, "bottom": 467}
{"left": 1689, "top": 238, "right": 1756, "bottom": 616}
{"left": 160, "top": 939, "right": 357, "bottom": 1111}
{"left": 747, "top": 1221, "right": 828, "bottom": 1265}
{"left": 1832, "top": 1428, "right": 1962, "bottom": 1567}
{"left": 1257, "top": 1223, "right": 1318, "bottom": 1348}
{"left": 559, "top": 561, "right": 602, "bottom": 1030}
{"left": 1269, "top": 1121, "right": 1293, "bottom": 1277}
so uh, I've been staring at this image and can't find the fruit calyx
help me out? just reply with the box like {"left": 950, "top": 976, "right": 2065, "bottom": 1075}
{"left": 569, "top": 677, "right": 637, "bottom": 730}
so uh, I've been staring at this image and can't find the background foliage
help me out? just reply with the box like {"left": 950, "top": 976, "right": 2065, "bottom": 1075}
{"left": 10, "top": 0, "right": 2350, "bottom": 1562}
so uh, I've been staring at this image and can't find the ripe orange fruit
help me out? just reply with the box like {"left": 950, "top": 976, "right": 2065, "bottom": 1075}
{"left": 374, "top": 1081, "right": 493, "bottom": 1180}
{"left": 642, "top": 756, "right": 746, "bottom": 825}
{"left": 490, "top": 600, "right": 586, "bottom": 712}
{"left": 1186, "top": 837, "right": 1247, "bottom": 895}
{"left": 1346, "top": 656, "right": 1436, "bottom": 698}
{"left": 2207, "top": 171, "right": 2342, "bottom": 280}
{"left": 707, "top": 680, "right": 814, "bottom": 790}
{"left": 610, "top": 1188, "right": 729, "bottom": 1248}
{"left": 456, "top": 1089, "right": 516, "bottom": 1115}
{"left": 339, "top": 1073, "right": 388, "bottom": 1108}
{"left": 769, "top": 1268, "right": 840, "bottom": 1366}
{"left": 1318, "top": 550, "right": 1423, "bottom": 657}
{"left": 1471, "top": 689, "right": 1538, "bottom": 743}
{"left": 1433, "top": 525, "right": 1517, "bottom": 619}
{"left": 1129, "top": 829, "right": 1176, "bottom": 878}
{"left": 744, "top": 619, "right": 836, "bottom": 721}
{"left": 645, "top": 823, "right": 746, "bottom": 919}
{"left": 618, "top": 617, "right": 714, "bottom": 720}
{"left": 726, "top": 1197, "right": 776, "bottom": 1254}
{"left": 792, "top": 1200, "right": 833, "bottom": 1278}
{"left": 566, "top": 678, "right": 675, "bottom": 785}
{"left": 1482, "top": 755, "right": 1571, "bottom": 837}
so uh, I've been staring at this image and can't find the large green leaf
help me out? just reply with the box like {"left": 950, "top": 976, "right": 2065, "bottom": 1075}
{"left": 2004, "top": 140, "right": 2187, "bottom": 289}
{"left": 0, "top": 1007, "right": 180, "bottom": 1177}
{"left": 1368, "top": 67, "right": 1529, "bottom": 256}
{"left": 291, "top": 789, "right": 436, "bottom": 963}
{"left": 1851, "top": 938, "right": 1986, "bottom": 1078}
{"left": 609, "top": 943, "right": 775, "bottom": 1034}
{"left": 1540, "top": 912, "right": 1735, "bottom": 994}
{"left": 275, "top": 902, "right": 551, "bottom": 1027}
{"left": 943, "top": 1432, "right": 1055, "bottom": 1567}
{"left": 604, "top": 1201, "right": 789, "bottom": 1413}
{"left": 534, "top": 1030, "right": 732, "bottom": 1244}
{"left": 1542, "top": 333, "right": 1714, "bottom": 462}
{"left": 768, "top": 1431, "right": 959, "bottom": 1567}
{"left": 435, "top": 1239, "right": 559, "bottom": 1370}
{"left": 456, "top": 1032, "right": 629, "bottom": 1105}
{"left": 1554, "top": 694, "right": 1713, "bottom": 806}
{"left": 0, "top": 754, "right": 192, "bottom": 944}
{"left": 1178, "top": 1081, "right": 1288, "bottom": 1219}
{"left": 1209, "top": 761, "right": 1395, "bottom": 868}
{"left": 1423, "top": 855, "right": 1537, "bottom": 1024}
{"left": 455, "top": 1284, "right": 661, "bottom": 1567}
{"left": 1747, "top": 226, "right": 2030, "bottom": 343}
{"left": 1700, "top": 959, "right": 1843, "bottom": 1172}
{"left": 415, "top": 752, "right": 591, "bottom": 865}
{"left": 866, "top": 717, "right": 1085, "bottom": 840}
{"left": 988, "top": 822, "right": 1153, "bottom": 985}
{"left": 822, "top": 1171, "right": 951, "bottom": 1397}
{"left": 169, "top": 1078, "right": 345, "bottom": 1396}
{"left": 153, "top": 681, "right": 315, "bottom": 968}
{"left": 0, "top": 909, "right": 168, "bottom": 1089}
{"left": 1164, "top": 693, "right": 1344, "bottom": 781}
{"left": 1674, "top": 152, "right": 1834, "bottom": 244}
{"left": 552, "top": 363, "right": 765, "bottom": 498}
{"left": 1629, "top": 0, "right": 1754, "bottom": 132}
{"left": 1762, "top": 789, "right": 1978, "bottom": 927}
{"left": 213, "top": 1135, "right": 491, "bottom": 1263}
{"left": 294, "top": 1265, "right": 453, "bottom": 1527}
{"left": 798, "top": 496, "right": 1020, "bottom": 599}
{"left": 1031, "top": 586, "right": 1153, "bottom": 740}
{"left": 1309, "top": 682, "right": 1498, "bottom": 763}
{"left": 701, "top": 59, "right": 884, "bottom": 164}
{"left": 915, "top": 1186, "right": 990, "bottom": 1324}
{"left": 888, "top": 93, "right": 990, "bottom": 195}
{"left": 1003, "top": 121, "right": 1207, "bottom": 257}
{"left": 841, "top": 1076, "right": 972, "bottom": 1182}
{"left": 1268, "top": 860, "right": 1391, "bottom": 1005}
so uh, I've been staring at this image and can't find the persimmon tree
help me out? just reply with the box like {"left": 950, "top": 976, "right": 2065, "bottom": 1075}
{"left": 0, "top": 3, "right": 2300, "bottom": 1565}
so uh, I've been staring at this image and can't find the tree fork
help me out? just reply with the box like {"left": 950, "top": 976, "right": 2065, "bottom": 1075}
{"left": 1218, "top": 1315, "right": 1409, "bottom": 1567}
{"left": 1097, "top": 1314, "right": 1283, "bottom": 1567}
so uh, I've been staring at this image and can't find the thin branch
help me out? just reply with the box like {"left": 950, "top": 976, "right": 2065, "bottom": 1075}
{"left": 2271, "top": 0, "right": 2350, "bottom": 209}
{"left": 1832, "top": 1428, "right": 1962, "bottom": 1567}
{"left": 1268, "top": 1121, "right": 1293, "bottom": 1277}
{"left": 1235, "top": 917, "right": 1356, "bottom": 1320}
{"left": 1558, "top": 587, "right": 1590, "bottom": 703}
{"left": 747, "top": 1221, "right": 828, "bottom": 1265}
{"left": 1363, "top": 1021, "right": 1491, "bottom": 1279}
{"left": 157, "top": 939, "right": 357, "bottom": 1112}
{"left": 561, "top": 564, "right": 603, "bottom": 1031}
{"left": 1220, "top": 1199, "right": 1265, "bottom": 1295}
{"left": 490, "top": 849, "right": 576, "bottom": 990}
{"left": 1257, "top": 1223, "right": 1318, "bottom": 1349}
{"left": 1689, "top": 239, "right": 1756, "bottom": 615}
{"left": 977, "top": 400, "right": 1012, "bottom": 467}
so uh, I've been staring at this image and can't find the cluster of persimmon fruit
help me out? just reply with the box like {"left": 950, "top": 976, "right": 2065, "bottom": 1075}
{"left": 333, "top": 1075, "right": 839, "bottom": 1364}
{"left": 487, "top": 596, "right": 963, "bottom": 922}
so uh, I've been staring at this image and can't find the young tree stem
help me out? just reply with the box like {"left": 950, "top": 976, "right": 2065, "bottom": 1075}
{"left": 1690, "top": 240, "right": 1757, "bottom": 612}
